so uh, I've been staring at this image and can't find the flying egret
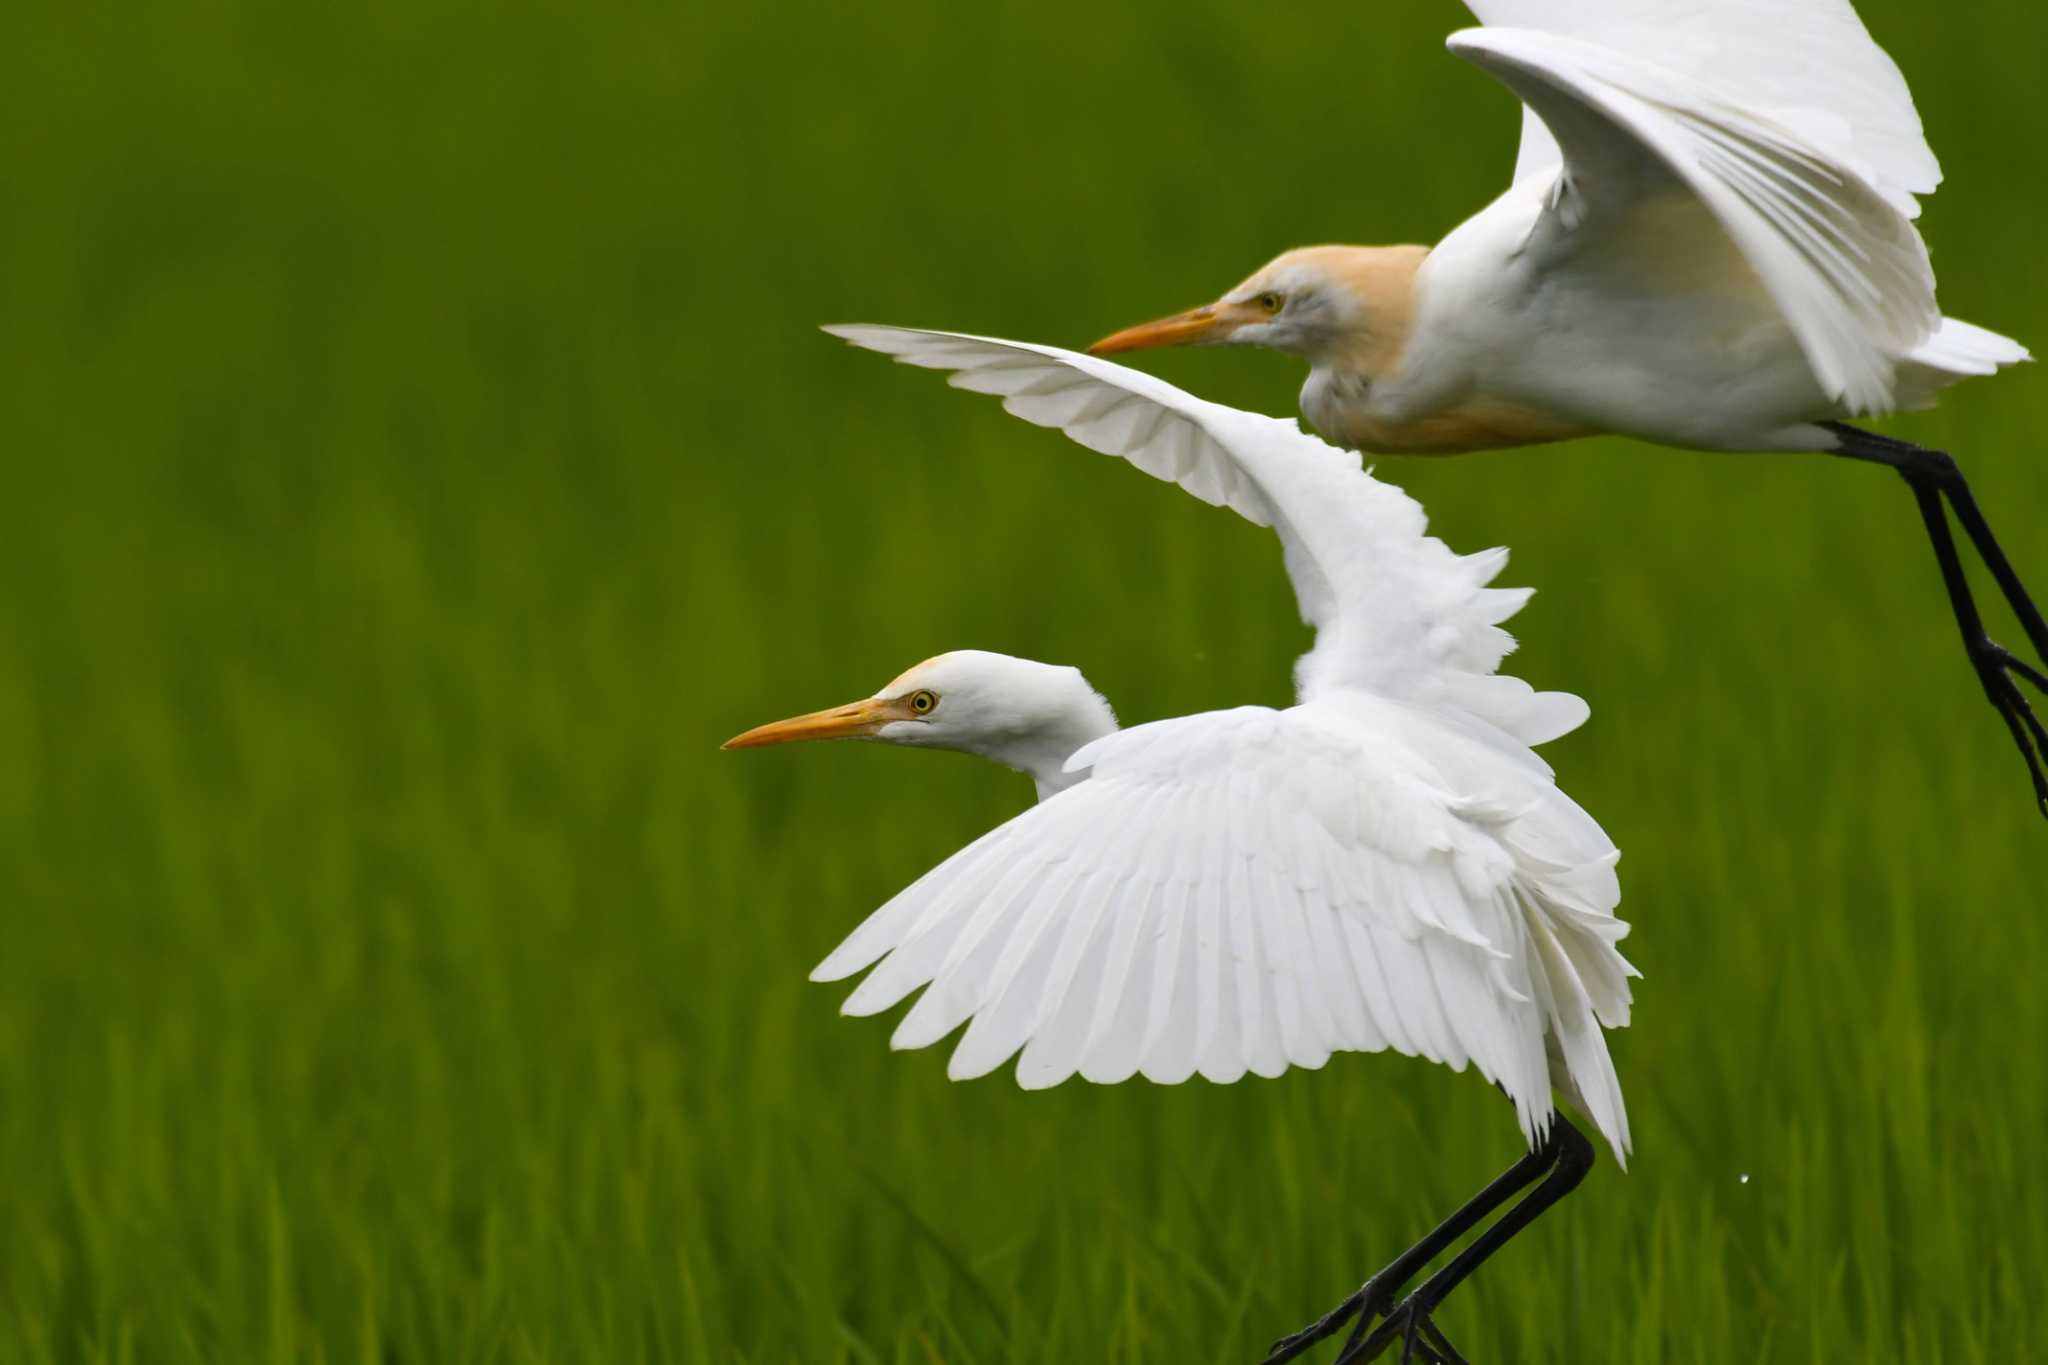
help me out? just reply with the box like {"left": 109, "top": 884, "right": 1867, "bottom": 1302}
{"left": 728, "top": 327, "right": 1638, "bottom": 1364}
{"left": 1087, "top": 0, "right": 2045, "bottom": 813}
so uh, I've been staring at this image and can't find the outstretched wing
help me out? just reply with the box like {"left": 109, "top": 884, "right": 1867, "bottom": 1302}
{"left": 825, "top": 325, "right": 1584, "bottom": 745}
{"left": 811, "top": 700, "right": 1636, "bottom": 1161}
{"left": 1446, "top": 13, "right": 1938, "bottom": 416}
{"left": 1460, "top": 0, "right": 1939, "bottom": 214}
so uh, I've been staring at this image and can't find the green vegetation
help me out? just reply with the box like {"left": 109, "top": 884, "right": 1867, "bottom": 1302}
{"left": 2, "top": 1, "right": 2043, "bottom": 1360}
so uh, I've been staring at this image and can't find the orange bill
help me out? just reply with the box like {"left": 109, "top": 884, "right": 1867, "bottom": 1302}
{"left": 721, "top": 696, "right": 905, "bottom": 750}
{"left": 1088, "top": 301, "right": 1254, "bottom": 355}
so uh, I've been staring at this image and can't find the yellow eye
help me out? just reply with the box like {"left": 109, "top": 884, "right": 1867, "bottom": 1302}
{"left": 1257, "top": 292, "right": 1284, "bottom": 313}
{"left": 909, "top": 690, "right": 937, "bottom": 715}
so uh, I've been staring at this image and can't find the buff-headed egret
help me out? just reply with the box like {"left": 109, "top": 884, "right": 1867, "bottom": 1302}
{"left": 1088, "top": 0, "right": 2044, "bottom": 815}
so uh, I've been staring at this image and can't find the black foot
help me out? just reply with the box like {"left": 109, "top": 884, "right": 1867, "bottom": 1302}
{"left": 1255, "top": 1119, "right": 1591, "bottom": 1365}
{"left": 1828, "top": 423, "right": 2048, "bottom": 818}
{"left": 1260, "top": 1279, "right": 1390, "bottom": 1364}
{"left": 1968, "top": 639, "right": 2048, "bottom": 813}
{"left": 1335, "top": 1293, "right": 1465, "bottom": 1365}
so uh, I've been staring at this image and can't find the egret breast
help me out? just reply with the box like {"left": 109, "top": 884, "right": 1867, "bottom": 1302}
{"left": 1304, "top": 374, "right": 1591, "bottom": 456}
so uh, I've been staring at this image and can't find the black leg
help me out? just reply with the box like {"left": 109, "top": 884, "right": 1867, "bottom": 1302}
{"left": 1332, "top": 1119, "right": 1597, "bottom": 1365}
{"left": 1415, "top": 1317, "right": 1467, "bottom": 1365}
{"left": 1259, "top": 1126, "right": 1566, "bottom": 1365}
{"left": 1943, "top": 481, "right": 2048, "bottom": 687}
{"left": 1826, "top": 423, "right": 2048, "bottom": 816}
{"left": 1904, "top": 477, "right": 2048, "bottom": 808}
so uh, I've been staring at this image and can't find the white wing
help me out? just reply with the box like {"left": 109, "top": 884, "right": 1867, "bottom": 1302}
{"left": 1461, "top": 0, "right": 1938, "bottom": 213}
{"left": 825, "top": 325, "right": 1586, "bottom": 746}
{"left": 1448, "top": 12, "right": 1939, "bottom": 414}
{"left": 812, "top": 699, "right": 1637, "bottom": 1162}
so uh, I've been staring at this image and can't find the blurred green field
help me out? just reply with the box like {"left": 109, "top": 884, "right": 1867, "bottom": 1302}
{"left": 3, "top": 1, "right": 2045, "bottom": 1361}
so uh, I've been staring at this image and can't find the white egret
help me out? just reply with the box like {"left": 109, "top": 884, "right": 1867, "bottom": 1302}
{"left": 1087, "top": 0, "right": 2045, "bottom": 812}
{"left": 728, "top": 328, "right": 1638, "bottom": 1364}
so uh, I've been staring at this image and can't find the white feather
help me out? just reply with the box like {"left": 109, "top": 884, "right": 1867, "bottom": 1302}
{"left": 1461, "top": 0, "right": 1940, "bottom": 216}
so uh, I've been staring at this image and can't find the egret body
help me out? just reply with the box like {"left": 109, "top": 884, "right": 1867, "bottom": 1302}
{"left": 733, "top": 329, "right": 1640, "bottom": 1363}
{"left": 1089, "top": 0, "right": 2047, "bottom": 813}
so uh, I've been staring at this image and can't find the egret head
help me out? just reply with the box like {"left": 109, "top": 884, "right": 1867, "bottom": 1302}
{"left": 1089, "top": 244, "right": 1426, "bottom": 368}
{"left": 723, "top": 650, "right": 1116, "bottom": 798}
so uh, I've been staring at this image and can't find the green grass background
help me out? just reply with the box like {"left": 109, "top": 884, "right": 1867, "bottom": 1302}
{"left": 3, "top": 1, "right": 2045, "bottom": 1361}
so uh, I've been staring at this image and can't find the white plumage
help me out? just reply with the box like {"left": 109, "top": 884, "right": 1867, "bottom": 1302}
{"left": 1446, "top": 17, "right": 1943, "bottom": 417}
{"left": 1441, "top": 0, "right": 2028, "bottom": 422}
{"left": 814, "top": 327, "right": 1637, "bottom": 1163}
{"left": 1464, "top": 0, "right": 1941, "bottom": 214}
{"left": 1093, "top": 0, "right": 2026, "bottom": 439}
{"left": 724, "top": 8, "right": 2039, "bottom": 1355}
